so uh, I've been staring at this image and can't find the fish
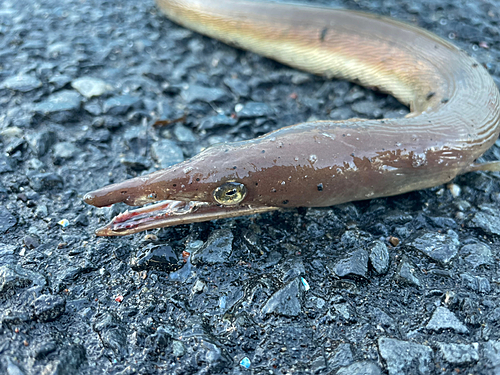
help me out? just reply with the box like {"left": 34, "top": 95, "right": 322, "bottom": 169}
{"left": 83, "top": 0, "right": 500, "bottom": 236}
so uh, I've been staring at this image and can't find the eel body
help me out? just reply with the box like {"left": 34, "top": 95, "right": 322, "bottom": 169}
{"left": 84, "top": 0, "right": 500, "bottom": 235}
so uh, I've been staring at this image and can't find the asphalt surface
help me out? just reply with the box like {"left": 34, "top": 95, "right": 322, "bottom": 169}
{"left": 1, "top": 0, "right": 500, "bottom": 374}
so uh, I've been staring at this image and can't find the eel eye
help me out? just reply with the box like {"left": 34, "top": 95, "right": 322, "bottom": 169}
{"left": 213, "top": 182, "right": 247, "bottom": 205}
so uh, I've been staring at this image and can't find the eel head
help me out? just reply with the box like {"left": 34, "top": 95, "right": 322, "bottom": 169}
{"left": 83, "top": 142, "right": 281, "bottom": 236}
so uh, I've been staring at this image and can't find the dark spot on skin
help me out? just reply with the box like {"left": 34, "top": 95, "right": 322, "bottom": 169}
{"left": 196, "top": 178, "right": 200, "bottom": 181}
{"left": 472, "top": 63, "right": 478, "bottom": 67}
{"left": 233, "top": 166, "right": 237, "bottom": 169}
{"left": 121, "top": 191, "right": 127, "bottom": 194}
{"left": 255, "top": 182, "right": 258, "bottom": 186}
{"left": 342, "top": 134, "right": 346, "bottom": 137}
{"left": 320, "top": 27, "right": 328, "bottom": 42}
{"left": 224, "top": 149, "right": 229, "bottom": 152}
{"left": 350, "top": 153, "right": 355, "bottom": 157}
{"left": 282, "top": 200, "right": 289, "bottom": 204}
{"left": 441, "top": 98, "right": 449, "bottom": 104}
{"left": 426, "top": 92, "right": 435, "bottom": 100}
{"left": 272, "top": 189, "right": 277, "bottom": 193}
{"left": 261, "top": 150, "right": 265, "bottom": 153}
{"left": 317, "top": 183, "right": 324, "bottom": 191}
{"left": 173, "top": 184, "right": 177, "bottom": 187}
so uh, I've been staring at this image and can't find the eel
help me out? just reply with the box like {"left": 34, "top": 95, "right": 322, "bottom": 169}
{"left": 83, "top": 0, "right": 500, "bottom": 236}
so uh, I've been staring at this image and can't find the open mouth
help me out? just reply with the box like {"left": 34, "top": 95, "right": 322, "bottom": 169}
{"left": 94, "top": 200, "right": 279, "bottom": 236}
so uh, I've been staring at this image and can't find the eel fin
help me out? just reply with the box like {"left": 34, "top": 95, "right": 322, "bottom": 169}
{"left": 466, "top": 162, "right": 500, "bottom": 173}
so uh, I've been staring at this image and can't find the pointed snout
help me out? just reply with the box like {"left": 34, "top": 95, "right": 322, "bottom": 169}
{"left": 83, "top": 168, "right": 178, "bottom": 208}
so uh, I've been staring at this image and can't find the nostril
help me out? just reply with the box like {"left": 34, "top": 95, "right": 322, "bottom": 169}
{"left": 83, "top": 193, "right": 95, "bottom": 204}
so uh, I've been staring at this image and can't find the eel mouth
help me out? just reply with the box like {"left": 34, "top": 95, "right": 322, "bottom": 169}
{"left": 94, "top": 200, "right": 279, "bottom": 236}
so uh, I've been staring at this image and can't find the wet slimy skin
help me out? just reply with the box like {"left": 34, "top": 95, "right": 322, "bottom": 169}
{"left": 84, "top": 0, "right": 500, "bottom": 236}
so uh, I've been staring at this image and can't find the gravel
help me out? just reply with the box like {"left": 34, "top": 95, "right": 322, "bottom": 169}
{"left": 1, "top": 0, "right": 500, "bottom": 373}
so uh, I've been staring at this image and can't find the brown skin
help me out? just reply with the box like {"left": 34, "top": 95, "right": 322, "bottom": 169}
{"left": 84, "top": 0, "right": 500, "bottom": 236}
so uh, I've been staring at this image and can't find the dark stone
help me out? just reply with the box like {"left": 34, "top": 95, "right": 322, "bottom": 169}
{"left": 33, "top": 90, "right": 82, "bottom": 113}
{"left": 183, "top": 84, "right": 230, "bottom": 103}
{"left": 437, "top": 342, "right": 478, "bottom": 364}
{"left": 4, "top": 357, "right": 26, "bottom": 375}
{"left": 173, "top": 124, "right": 196, "bottom": 142}
{"left": 28, "top": 130, "right": 57, "bottom": 157}
{"left": 150, "top": 139, "right": 184, "bottom": 169}
{"left": 407, "top": 229, "right": 459, "bottom": 264}
{"left": 33, "top": 341, "right": 58, "bottom": 360}
{"left": 55, "top": 264, "right": 96, "bottom": 292}
{"left": 41, "top": 344, "right": 86, "bottom": 375}
{"left": 32, "top": 294, "right": 66, "bottom": 322}
{"left": 194, "top": 340, "right": 230, "bottom": 370}
{"left": 333, "top": 303, "right": 356, "bottom": 322}
{"left": 426, "top": 306, "right": 468, "bottom": 333}
{"left": 0, "top": 243, "right": 16, "bottom": 266}
{"left": 0, "top": 154, "right": 14, "bottom": 174}
{"left": 93, "top": 313, "right": 128, "bottom": 357}
{"left": 340, "top": 230, "right": 371, "bottom": 248}
{"left": 459, "top": 242, "right": 493, "bottom": 268}
{"left": 198, "top": 114, "right": 237, "bottom": 130}
{"left": 370, "top": 307, "right": 394, "bottom": 327}
{"left": 223, "top": 77, "right": 250, "bottom": 97}
{"left": 460, "top": 273, "right": 490, "bottom": 293}
{"left": 23, "top": 235, "right": 40, "bottom": 249}
{"left": 102, "top": 95, "right": 141, "bottom": 115}
{"left": 48, "top": 74, "right": 72, "bottom": 89}
{"left": 144, "top": 325, "right": 172, "bottom": 352}
{"left": 468, "top": 204, "right": 500, "bottom": 235}
{"left": 337, "top": 361, "right": 381, "bottom": 375}
{"left": 130, "top": 244, "right": 182, "bottom": 272}
{"left": 28, "top": 172, "right": 63, "bottom": 192}
{"left": 0, "top": 265, "right": 45, "bottom": 294}
{"left": 86, "top": 128, "right": 111, "bottom": 143}
{"left": 0, "top": 208, "right": 16, "bottom": 234}
{"left": 5, "top": 138, "right": 26, "bottom": 155}
{"left": 328, "top": 343, "right": 353, "bottom": 371}
{"left": 119, "top": 155, "right": 151, "bottom": 171}
{"left": 396, "top": 260, "right": 420, "bottom": 287}
{"left": 261, "top": 277, "right": 302, "bottom": 317}
{"left": 351, "top": 100, "right": 384, "bottom": 118}
{"left": 378, "top": 337, "right": 433, "bottom": 375}
{"left": 368, "top": 240, "right": 390, "bottom": 274}
{"left": 53, "top": 142, "right": 80, "bottom": 160}
{"left": 483, "top": 340, "right": 500, "bottom": 369}
{"left": 74, "top": 213, "right": 89, "bottom": 226}
{"left": 1, "top": 312, "right": 31, "bottom": 326}
{"left": 191, "top": 228, "right": 234, "bottom": 265}
{"left": 236, "top": 102, "right": 274, "bottom": 118}
{"left": 84, "top": 102, "right": 102, "bottom": 115}
{"left": 1, "top": 74, "right": 42, "bottom": 92}
{"left": 329, "top": 107, "right": 355, "bottom": 120}
{"left": 334, "top": 249, "right": 368, "bottom": 278}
